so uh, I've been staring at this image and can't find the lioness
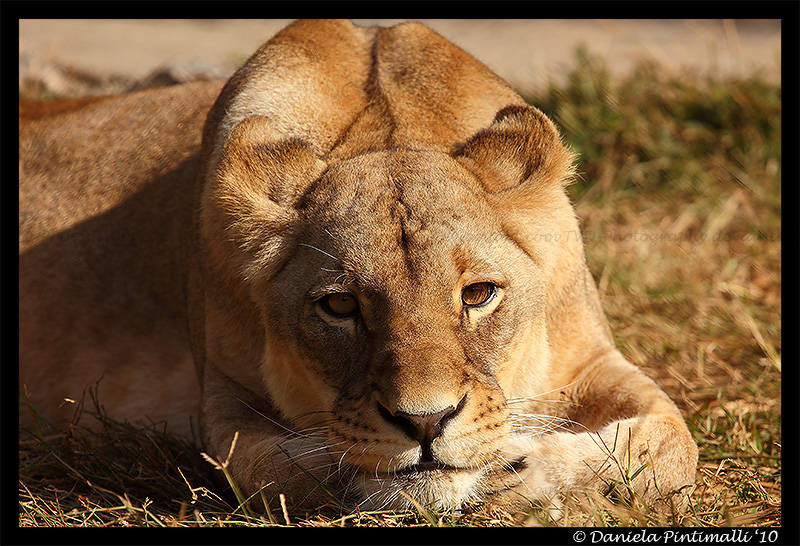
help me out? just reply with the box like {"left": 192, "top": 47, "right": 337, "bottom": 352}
{"left": 19, "top": 19, "right": 697, "bottom": 517}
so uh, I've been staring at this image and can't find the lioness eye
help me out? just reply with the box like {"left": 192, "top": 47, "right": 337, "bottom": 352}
{"left": 462, "top": 282, "right": 496, "bottom": 307}
{"left": 319, "top": 293, "right": 359, "bottom": 318}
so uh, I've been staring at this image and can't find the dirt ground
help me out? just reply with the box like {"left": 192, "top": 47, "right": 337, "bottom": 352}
{"left": 19, "top": 19, "right": 781, "bottom": 97}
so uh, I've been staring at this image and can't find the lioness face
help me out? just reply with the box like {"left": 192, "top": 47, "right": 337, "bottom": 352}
{"left": 256, "top": 149, "right": 553, "bottom": 509}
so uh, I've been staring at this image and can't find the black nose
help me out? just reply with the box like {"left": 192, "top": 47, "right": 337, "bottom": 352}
{"left": 378, "top": 397, "right": 466, "bottom": 468}
{"left": 393, "top": 406, "right": 455, "bottom": 444}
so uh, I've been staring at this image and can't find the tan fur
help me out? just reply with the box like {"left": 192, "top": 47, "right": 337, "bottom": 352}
{"left": 19, "top": 19, "right": 697, "bottom": 517}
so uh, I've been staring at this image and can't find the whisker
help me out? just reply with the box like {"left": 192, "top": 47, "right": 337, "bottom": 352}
{"left": 374, "top": 457, "right": 385, "bottom": 479}
{"left": 233, "top": 396, "right": 309, "bottom": 435}
{"left": 284, "top": 408, "right": 337, "bottom": 422}
{"left": 232, "top": 396, "right": 327, "bottom": 439}
{"left": 336, "top": 441, "right": 364, "bottom": 475}
{"left": 279, "top": 444, "right": 338, "bottom": 467}
{"left": 234, "top": 397, "right": 339, "bottom": 438}
{"left": 530, "top": 416, "right": 586, "bottom": 433}
{"left": 494, "top": 453, "right": 531, "bottom": 494}
{"left": 358, "top": 486, "right": 388, "bottom": 510}
{"left": 299, "top": 243, "right": 339, "bottom": 261}
{"left": 506, "top": 380, "right": 579, "bottom": 405}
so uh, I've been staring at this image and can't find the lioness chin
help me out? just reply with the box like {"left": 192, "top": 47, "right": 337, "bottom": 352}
{"left": 19, "top": 19, "right": 697, "bottom": 520}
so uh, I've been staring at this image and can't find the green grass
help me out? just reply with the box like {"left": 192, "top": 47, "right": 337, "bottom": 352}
{"left": 19, "top": 48, "right": 781, "bottom": 527}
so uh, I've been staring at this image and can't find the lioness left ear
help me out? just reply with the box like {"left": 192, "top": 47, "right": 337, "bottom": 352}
{"left": 454, "top": 105, "right": 576, "bottom": 195}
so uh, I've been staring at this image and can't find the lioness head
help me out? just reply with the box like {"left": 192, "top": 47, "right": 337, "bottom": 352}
{"left": 191, "top": 19, "right": 591, "bottom": 510}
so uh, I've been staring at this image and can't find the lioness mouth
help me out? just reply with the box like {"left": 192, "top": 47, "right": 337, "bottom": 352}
{"left": 397, "top": 461, "right": 455, "bottom": 474}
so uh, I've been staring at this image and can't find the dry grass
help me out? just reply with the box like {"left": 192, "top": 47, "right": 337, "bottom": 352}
{"left": 533, "top": 47, "right": 781, "bottom": 528}
{"left": 18, "top": 48, "right": 781, "bottom": 528}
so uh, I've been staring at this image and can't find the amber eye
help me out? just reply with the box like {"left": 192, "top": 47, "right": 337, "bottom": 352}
{"left": 319, "top": 293, "right": 359, "bottom": 318}
{"left": 461, "top": 282, "right": 497, "bottom": 307}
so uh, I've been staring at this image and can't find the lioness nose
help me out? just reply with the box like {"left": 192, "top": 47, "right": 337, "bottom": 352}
{"left": 378, "top": 398, "right": 465, "bottom": 467}
{"left": 393, "top": 406, "right": 456, "bottom": 445}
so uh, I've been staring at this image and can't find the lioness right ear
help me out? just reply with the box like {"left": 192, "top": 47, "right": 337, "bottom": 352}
{"left": 214, "top": 115, "right": 327, "bottom": 209}
{"left": 202, "top": 115, "right": 327, "bottom": 281}
{"left": 454, "top": 105, "right": 576, "bottom": 196}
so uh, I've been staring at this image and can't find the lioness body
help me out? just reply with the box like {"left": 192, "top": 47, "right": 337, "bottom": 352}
{"left": 20, "top": 82, "right": 222, "bottom": 437}
{"left": 19, "top": 20, "right": 697, "bottom": 517}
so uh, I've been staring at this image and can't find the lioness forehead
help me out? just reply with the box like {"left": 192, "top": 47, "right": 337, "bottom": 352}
{"left": 300, "top": 149, "right": 513, "bottom": 285}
